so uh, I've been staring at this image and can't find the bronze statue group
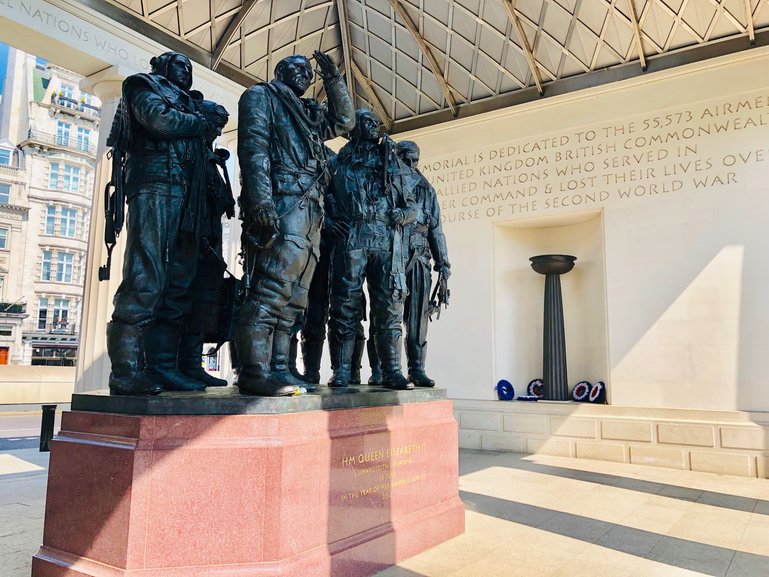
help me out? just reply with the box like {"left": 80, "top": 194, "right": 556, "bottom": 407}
{"left": 103, "top": 50, "right": 450, "bottom": 397}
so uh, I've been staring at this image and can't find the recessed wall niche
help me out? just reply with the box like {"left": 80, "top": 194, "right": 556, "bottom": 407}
{"left": 493, "top": 210, "right": 609, "bottom": 401}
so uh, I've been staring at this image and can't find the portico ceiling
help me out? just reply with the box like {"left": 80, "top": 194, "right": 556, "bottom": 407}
{"left": 79, "top": 0, "right": 769, "bottom": 133}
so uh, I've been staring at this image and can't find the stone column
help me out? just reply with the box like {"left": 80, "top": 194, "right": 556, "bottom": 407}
{"left": 75, "top": 66, "right": 131, "bottom": 392}
{"left": 530, "top": 255, "right": 576, "bottom": 401}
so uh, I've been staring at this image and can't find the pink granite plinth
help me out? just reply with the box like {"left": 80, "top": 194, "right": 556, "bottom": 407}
{"left": 32, "top": 399, "right": 464, "bottom": 577}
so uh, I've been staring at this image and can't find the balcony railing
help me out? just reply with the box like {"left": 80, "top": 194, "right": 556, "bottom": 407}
{"left": 24, "top": 129, "right": 97, "bottom": 156}
{"left": 25, "top": 321, "right": 77, "bottom": 335}
{"left": 0, "top": 302, "right": 26, "bottom": 314}
{"left": 0, "top": 164, "right": 22, "bottom": 175}
{"left": 50, "top": 95, "right": 101, "bottom": 117}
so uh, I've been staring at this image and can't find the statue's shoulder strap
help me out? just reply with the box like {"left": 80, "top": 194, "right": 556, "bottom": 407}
{"left": 124, "top": 73, "right": 185, "bottom": 110}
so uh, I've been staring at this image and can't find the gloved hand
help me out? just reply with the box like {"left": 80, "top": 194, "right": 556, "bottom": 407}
{"left": 435, "top": 263, "right": 451, "bottom": 280}
{"left": 389, "top": 208, "right": 407, "bottom": 226}
{"left": 314, "top": 50, "right": 341, "bottom": 80}
{"left": 253, "top": 204, "right": 278, "bottom": 228}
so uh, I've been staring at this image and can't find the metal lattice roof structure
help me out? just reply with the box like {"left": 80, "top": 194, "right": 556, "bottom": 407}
{"left": 81, "top": 0, "right": 769, "bottom": 133}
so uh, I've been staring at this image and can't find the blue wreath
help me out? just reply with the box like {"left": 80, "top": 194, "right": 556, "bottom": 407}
{"left": 495, "top": 380, "right": 515, "bottom": 401}
{"left": 571, "top": 381, "right": 592, "bottom": 402}
{"left": 527, "top": 378, "right": 544, "bottom": 398}
{"left": 589, "top": 381, "right": 606, "bottom": 403}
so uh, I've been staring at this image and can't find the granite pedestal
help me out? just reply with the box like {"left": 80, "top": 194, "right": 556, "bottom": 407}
{"left": 32, "top": 387, "right": 465, "bottom": 577}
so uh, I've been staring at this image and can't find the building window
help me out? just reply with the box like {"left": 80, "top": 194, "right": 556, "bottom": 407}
{"left": 50, "top": 162, "right": 80, "bottom": 193}
{"left": 38, "top": 297, "right": 48, "bottom": 329}
{"left": 60, "top": 207, "right": 77, "bottom": 238}
{"left": 0, "top": 149, "right": 11, "bottom": 166}
{"left": 36, "top": 295, "right": 77, "bottom": 332}
{"left": 61, "top": 83, "right": 74, "bottom": 100}
{"left": 56, "top": 252, "right": 74, "bottom": 283}
{"left": 76, "top": 127, "right": 90, "bottom": 151}
{"left": 0, "top": 227, "right": 7, "bottom": 249}
{"left": 0, "top": 183, "right": 9, "bottom": 204}
{"left": 52, "top": 298, "right": 70, "bottom": 331}
{"left": 41, "top": 250, "right": 52, "bottom": 281}
{"left": 0, "top": 324, "right": 11, "bottom": 337}
{"left": 45, "top": 205, "right": 56, "bottom": 235}
{"left": 56, "top": 121, "right": 71, "bottom": 146}
{"left": 31, "top": 346, "right": 76, "bottom": 366}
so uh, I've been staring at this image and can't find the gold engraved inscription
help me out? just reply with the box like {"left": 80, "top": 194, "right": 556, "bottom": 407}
{"left": 339, "top": 443, "right": 427, "bottom": 502}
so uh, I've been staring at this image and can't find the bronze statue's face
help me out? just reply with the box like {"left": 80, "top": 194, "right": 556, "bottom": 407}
{"left": 166, "top": 55, "right": 193, "bottom": 91}
{"left": 398, "top": 147, "right": 420, "bottom": 169}
{"left": 276, "top": 57, "right": 314, "bottom": 96}
{"left": 357, "top": 113, "right": 381, "bottom": 143}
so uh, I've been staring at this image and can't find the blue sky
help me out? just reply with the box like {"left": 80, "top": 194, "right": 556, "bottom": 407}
{"left": 0, "top": 43, "right": 47, "bottom": 98}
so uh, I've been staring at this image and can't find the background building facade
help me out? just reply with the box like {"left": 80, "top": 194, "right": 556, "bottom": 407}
{"left": 0, "top": 46, "right": 100, "bottom": 366}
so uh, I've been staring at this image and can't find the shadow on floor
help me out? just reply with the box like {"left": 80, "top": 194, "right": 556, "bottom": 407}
{"left": 461, "top": 490, "right": 768, "bottom": 577}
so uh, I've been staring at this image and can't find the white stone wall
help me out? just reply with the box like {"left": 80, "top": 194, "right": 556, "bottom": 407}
{"left": 403, "top": 48, "right": 769, "bottom": 413}
{"left": 454, "top": 400, "right": 769, "bottom": 478}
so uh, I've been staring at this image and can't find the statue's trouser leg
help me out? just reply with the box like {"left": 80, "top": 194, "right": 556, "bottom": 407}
{"left": 368, "top": 249, "right": 412, "bottom": 390}
{"left": 272, "top": 201, "right": 321, "bottom": 391}
{"left": 179, "top": 223, "right": 227, "bottom": 387}
{"left": 236, "top": 197, "right": 320, "bottom": 396}
{"left": 110, "top": 191, "right": 190, "bottom": 394}
{"left": 300, "top": 235, "right": 332, "bottom": 382}
{"left": 404, "top": 256, "right": 434, "bottom": 387}
{"left": 144, "top": 226, "right": 207, "bottom": 391}
{"left": 234, "top": 255, "right": 295, "bottom": 397}
{"left": 328, "top": 245, "right": 367, "bottom": 386}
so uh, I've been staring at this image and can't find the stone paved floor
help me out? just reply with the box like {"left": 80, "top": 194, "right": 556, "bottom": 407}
{"left": 0, "top": 415, "right": 55, "bottom": 577}
{"left": 2, "top": 414, "right": 768, "bottom": 577}
{"left": 374, "top": 450, "right": 769, "bottom": 577}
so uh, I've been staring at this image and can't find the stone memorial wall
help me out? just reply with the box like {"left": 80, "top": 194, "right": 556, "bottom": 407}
{"left": 422, "top": 90, "right": 769, "bottom": 225}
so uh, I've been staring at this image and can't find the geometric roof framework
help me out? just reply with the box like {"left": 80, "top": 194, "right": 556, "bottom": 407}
{"left": 84, "top": 0, "right": 769, "bottom": 133}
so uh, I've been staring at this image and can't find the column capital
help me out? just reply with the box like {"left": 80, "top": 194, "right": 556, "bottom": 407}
{"left": 80, "top": 65, "right": 133, "bottom": 101}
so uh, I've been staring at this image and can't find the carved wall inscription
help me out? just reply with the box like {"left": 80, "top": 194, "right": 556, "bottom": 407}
{"left": 422, "top": 93, "right": 769, "bottom": 224}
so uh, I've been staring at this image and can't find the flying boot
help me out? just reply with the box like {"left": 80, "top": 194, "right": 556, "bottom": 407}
{"left": 235, "top": 323, "right": 297, "bottom": 397}
{"left": 178, "top": 332, "right": 227, "bottom": 387}
{"left": 144, "top": 324, "right": 207, "bottom": 391}
{"left": 349, "top": 336, "right": 366, "bottom": 385}
{"left": 407, "top": 341, "right": 435, "bottom": 387}
{"left": 376, "top": 332, "right": 414, "bottom": 390}
{"left": 272, "top": 329, "right": 316, "bottom": 391}
{"left": 300, "top": 338, "right": 324, "bottom": 384}
{"left": 327, "top": 334, "right": 355, "bottom": 387}
{"left": 106, "top": 322, "right": 162, "bottom": 396}
{"left": 367, "top": 337, "right": 382, "bottom": 386}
